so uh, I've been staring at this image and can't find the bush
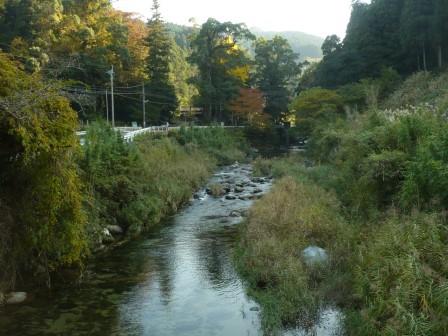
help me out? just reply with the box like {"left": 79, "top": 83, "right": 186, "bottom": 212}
{"left": 0, "top": 52, "right": 86, "bottom": 289}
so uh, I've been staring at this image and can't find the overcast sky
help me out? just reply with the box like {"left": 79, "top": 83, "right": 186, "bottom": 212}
{"left": 112, "top": 0, "right": 355, "bottom": 38}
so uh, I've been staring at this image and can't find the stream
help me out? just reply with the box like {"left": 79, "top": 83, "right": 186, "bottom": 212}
{"left": 0, "top": 164, "right": 342, "bottom": 336}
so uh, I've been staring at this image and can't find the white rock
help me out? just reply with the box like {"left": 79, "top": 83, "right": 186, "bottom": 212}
{"left": 107, "top": 225, "right": 124, "bottom": 235}
{"left": 302, "top": 246, "right": 329, "bottom": 266}
{"left": 6, "top": 292, "right": 27, "bottom": 304}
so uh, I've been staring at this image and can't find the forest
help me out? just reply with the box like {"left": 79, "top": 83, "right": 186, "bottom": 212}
{"left": 1, "top": 0, "right": 448, "bottom": 335}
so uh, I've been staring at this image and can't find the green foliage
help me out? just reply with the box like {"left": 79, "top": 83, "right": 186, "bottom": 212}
{"left": 188, "top": 18, "right": 254, "bottom": 122}
{"left": 386, "top": 71, "right": 448, "bottom": 109}
{"left": 347, "top": 213, "right": 448, "bottom": 335}
{"left": 313, "top": 0, "right": 448, "bottom": 88}
{"left": 145, "top": 0, "right": 178, "bottom": 123}
{"left": 0, "top": 52, "right": 86, "bottom": 288}
{"left": 255, "top": 36, "right": 301, "bottom": 123}
{"left": 81, "top": 122, "right": 215, "bottom": 238}
{"left": 175, "top": 126, "right": 248, "bottom": 165}
{"left": 290, "top": 87, "right": 343, "bottom": 136}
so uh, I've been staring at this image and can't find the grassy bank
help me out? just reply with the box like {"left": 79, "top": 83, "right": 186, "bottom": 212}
{"left": 237, "top": 175, "right": 350, "bottom": 332}
{"left": 237, "top": 72, "right": 448, "bottom": 335}
{"left": 240, "top": 154, "right": 448, "bottom": 335}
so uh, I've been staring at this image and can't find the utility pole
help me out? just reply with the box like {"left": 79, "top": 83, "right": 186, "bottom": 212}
{"left": 105, "top": 88, "right": 109, "bottom": 124}
{"left": 142, "top": 83, "right": 147, "bottom": 128}
{"left": 107, "top": 66, "right": 115, "bottom": 127}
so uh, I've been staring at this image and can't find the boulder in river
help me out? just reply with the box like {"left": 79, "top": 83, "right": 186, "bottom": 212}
{"left": 5, "top": 292, "right": 27, "bottom": 305}
{"left": 225, "top": 195, "right": 237, "bottom": 200}
{"left": 301, "top": 246, "right": 329, "bottom": 266}
{"left": 252, "top": 188, "right": 263, "bottom": 194}
{"left": 234, "top": 187, "right": 244, "bottom": 193}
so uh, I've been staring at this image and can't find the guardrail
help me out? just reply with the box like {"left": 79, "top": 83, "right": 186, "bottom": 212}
{"left": 78, "top": 125, "right": 245, "bottom": 144}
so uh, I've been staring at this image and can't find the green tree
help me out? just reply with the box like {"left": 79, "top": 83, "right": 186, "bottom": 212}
{"left": 145, "top": 0, "right": 178, "bottom": 123}
{"left": 321, "top": 35, "right": 341, "bottom": 57}
{"left": 254, "top": 36, "right": 301, "bottom": 123}
{"left": 400, "top": 0, "right": 434, "bottom": 71}
{"left": 432, "top": 0, "right": 448, "bottom": 68}
{"left": 290, "top": 87, "right": 343, "bottom": 136}
{"left": 189, "top": 18, "right": 254, "bottom": 122}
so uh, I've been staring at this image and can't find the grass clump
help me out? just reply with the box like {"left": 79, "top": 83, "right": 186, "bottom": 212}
{"left": 175, "top": 126, "right": 248, "bottom": 164}
{"left": 347, "top": 212, "right": 448, "bottom": 335}
{"left": 237, "top": 176, "right": 350, "bottom": 332}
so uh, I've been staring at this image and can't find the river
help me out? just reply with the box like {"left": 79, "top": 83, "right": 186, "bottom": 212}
{"left": 0, "top": 164, "right": 342, "bottom": 336}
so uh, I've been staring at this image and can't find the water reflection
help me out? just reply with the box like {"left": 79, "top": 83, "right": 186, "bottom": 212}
{"left": 0, "top": 164, "right": 341, "bottom": 336}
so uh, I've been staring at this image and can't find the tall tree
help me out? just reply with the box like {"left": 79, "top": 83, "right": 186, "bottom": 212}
{"left": 432, "top": 0, "right": 448, "bottom": 68}
{"left": 400, "top": 0, "right": 434, "bottom": 71}
{"left": 145, "top": 0, "right": 177, "bottom": 123}
{"left": 254, "top": 36, "right": 301, "bottom": 123}
{"left": 189, "top": 18, "right": 254, "bottom": 122}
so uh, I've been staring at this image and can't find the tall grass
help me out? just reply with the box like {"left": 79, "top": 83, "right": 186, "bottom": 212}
{"left": 175, "top": 126, "right": 248, "bottom": 164}
{"left": 81, "top": 122, "right": 217, "bottom": 246}
{"left": 237, "top": 176, "right": 350, "bottom": 333}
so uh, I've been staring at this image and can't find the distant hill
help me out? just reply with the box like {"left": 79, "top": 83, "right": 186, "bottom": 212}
{"left": 166, "top": 23, "right": 324, "bottom": 61}
{"left": 251, "top": 28, "right": 324, "bottom": 61}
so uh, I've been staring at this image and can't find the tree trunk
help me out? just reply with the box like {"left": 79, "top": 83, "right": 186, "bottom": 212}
{"left": 422, "top": 44, "right": 427, "bottom": 72}
{"left": 417, "top": 54, "right": 421, "bottom": 72}
{"left": 437, "top": 45, "right": 443, "bottom": 69}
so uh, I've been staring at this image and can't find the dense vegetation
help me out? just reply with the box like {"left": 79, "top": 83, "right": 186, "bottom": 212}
{"left": 0, "top": 50, "right": 246, "bottom": 291}
{"left": 239, "top": 52, "right": 448, "bottom": 336}
{"left": 309, "top": 0, "right": 448, "bottom": 89}
{"left": 0, "top": 0, "right": 305, "bottom": 126}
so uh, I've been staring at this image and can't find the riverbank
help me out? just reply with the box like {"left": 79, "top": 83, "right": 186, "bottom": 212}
{"left": 237, "top": 145, "right": 448, "bottom": 334}
{"left": 0, "top": 124, "right": 248, "bottom": 299}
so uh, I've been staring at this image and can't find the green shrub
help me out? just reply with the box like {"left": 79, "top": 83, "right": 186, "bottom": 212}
{"left": 0, "top": 52, "right": 86, "bottom": 289}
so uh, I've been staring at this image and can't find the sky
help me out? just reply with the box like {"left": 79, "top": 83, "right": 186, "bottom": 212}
{"left": 112, "top": 0, "right": 354, "bottom": 39}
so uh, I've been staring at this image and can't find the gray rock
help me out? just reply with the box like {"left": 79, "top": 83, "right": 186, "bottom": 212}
{"left": 229, "top": 210, "right": 242, "bottom": 217}
{"left": 252, "top": 188, "right": 263, "bottom": 194}
{"left": 6, "top": 292, "right": 27, "bottom": 305}
{"left": 234, "top": 187, "right": 244, "bottom": 193}
{"left": 250, "top": 306, "right": 260, "bottom": 312}
{"left": 302, "top": 246, "right": 329, "bottom": 266}
{"left": 225, "top": 195, "right": 237, "bottom": 200}
{"left": 107, "top": 225, "right": 124, "bottom": 235}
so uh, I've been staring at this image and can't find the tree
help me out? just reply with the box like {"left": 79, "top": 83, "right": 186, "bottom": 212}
{"left": 145, "top": 0, "right": 177, "bottom": 123}
{"left": 290, "top": 87, "right": 343, "bottom": 136}
{"left": 321, "top": 35, "right": 341, "bottom": 57}
{"left": 432, "top": 0, "right": 448, "bottom": 68}
{"left": 400, "top": 0, "right": 434, "bottom": 71}
{"left": 254, "top": 36, "right": 301, "bottom": 123}
{"left": 189, "top": 18, "right": 254, "bottom": 122}
{"left": 228, "top": 88, "right": 268, "bottom": 127}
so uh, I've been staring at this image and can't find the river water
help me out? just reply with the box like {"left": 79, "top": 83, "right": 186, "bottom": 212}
{"left": 0, "top": 164, "right": 342, "bottom": 336}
